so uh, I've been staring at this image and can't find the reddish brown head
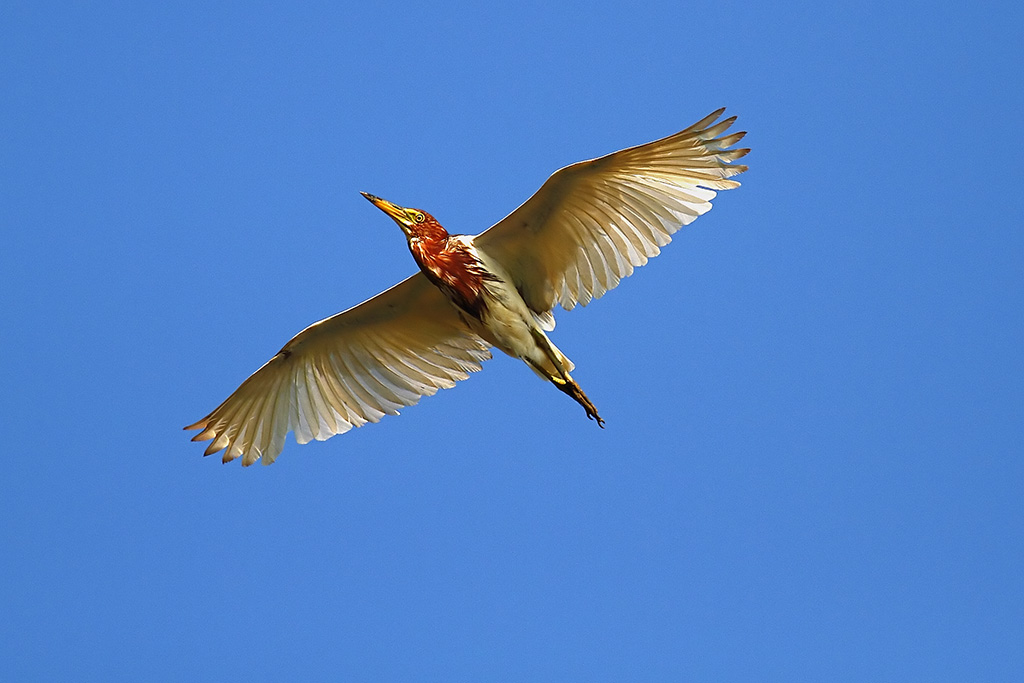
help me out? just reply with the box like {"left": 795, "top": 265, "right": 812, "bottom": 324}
{"left": 361, "top": 192, "right": 495, "bottom": 318}
{"left": 361, "top": 192, "right": 448, "bottom": 242}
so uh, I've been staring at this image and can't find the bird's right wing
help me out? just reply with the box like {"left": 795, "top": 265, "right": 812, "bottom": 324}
{"left": 184, "top": 273, "right": 491, "bottom": 466}
{"left": 475, "top": 108, "right": 748, "bottom": 314}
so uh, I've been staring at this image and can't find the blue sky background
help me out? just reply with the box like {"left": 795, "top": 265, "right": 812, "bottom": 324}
{"left": 2, "top": 1, "right": 1022, "bottom": 680}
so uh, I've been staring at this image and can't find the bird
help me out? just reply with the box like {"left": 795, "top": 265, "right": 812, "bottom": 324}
{"left": 185, "top": 108, "right": 749, "bottom": 465}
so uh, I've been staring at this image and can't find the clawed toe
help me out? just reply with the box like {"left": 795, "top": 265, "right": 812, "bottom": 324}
{"left": 551, "top": 375, "right": 605, "bottom": 428}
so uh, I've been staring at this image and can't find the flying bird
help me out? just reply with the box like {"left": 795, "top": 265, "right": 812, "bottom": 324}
{"left": 186, "top": 109, "right": 749, "bottom": 465}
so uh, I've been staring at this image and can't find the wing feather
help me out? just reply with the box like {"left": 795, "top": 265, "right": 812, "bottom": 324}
{"left": 185, "top": 273, "right": 492, "bottom": 465}
{"left": 475, "top": 109, "right": 748, "bottom": 313}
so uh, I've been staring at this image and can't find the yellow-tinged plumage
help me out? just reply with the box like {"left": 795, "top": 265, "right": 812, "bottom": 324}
{"left": 185, "top": 275, "right": 491, "bottom": 466}
{"left": 186, "top": 109, "right": 749, "bottom": 465}
{"left": 476, "top": 109, "right": 747, "bottom": 312}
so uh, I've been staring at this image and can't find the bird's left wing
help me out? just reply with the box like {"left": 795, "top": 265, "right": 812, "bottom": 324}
{"left": 185, "top": 273, "right": 491, "bottom": 466}
{"left": 475, "top": 108, "right": 749, "bottom": 314}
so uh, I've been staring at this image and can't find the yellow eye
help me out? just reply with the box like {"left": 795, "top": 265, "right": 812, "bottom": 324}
{"left": 415, "top": 213, "right": 425, "bottom": 223}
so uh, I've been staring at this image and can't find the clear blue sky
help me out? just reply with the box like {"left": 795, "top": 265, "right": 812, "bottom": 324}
{"left": 2, "top": 1, "right": 1021, "bottom": 680}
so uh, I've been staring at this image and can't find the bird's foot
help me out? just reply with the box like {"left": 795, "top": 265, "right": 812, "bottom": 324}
{"left": 552, "top": 376, "right": 605, "bottom": 428}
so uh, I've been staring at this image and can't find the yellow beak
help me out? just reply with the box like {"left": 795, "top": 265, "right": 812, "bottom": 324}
{"left": 361, "top": 192, "right": 414, "bottom": 230}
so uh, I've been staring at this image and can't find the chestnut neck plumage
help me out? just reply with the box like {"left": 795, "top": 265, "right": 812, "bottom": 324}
{"left": 406, "top": 213, "right": 495, "bottom": 319}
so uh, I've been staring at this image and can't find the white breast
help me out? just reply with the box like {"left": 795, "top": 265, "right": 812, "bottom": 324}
{"left": 459, "top": 236, "right": 572, "bottom": 377}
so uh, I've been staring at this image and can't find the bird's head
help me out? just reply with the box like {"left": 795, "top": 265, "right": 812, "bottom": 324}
{"left": 361, "top": 192, "right": 448, "bottom": 241}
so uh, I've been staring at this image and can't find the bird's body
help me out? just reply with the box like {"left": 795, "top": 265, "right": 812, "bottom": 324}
{"left": 186, "top": 109, "right": 749, "bottom": 465}
{"left": 436, "top": 237, "right": 554, "bottom": 366}
{"left": 404, "top": 225, "right": 595, "bottom": 420}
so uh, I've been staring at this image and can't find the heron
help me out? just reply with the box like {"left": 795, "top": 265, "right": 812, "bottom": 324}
{"left": 185, "top": 108, "right": 749, "bottom": 465}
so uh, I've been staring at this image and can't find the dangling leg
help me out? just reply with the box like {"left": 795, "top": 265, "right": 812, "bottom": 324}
{"left": 529, "top": 328, "right": 572, "bottom": 382}
{"left": 524, "top": 357, "right": 606, "bottom": 428}
{"left": 552, "top": 374, "right": 605, "bottom": 427}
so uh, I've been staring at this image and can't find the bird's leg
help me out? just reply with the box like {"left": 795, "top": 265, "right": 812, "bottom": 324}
{"left": 525, "top": 328, "right": 605, "bottom": 427}
{"left": 529, "top": 328, "right": 571, "bottom": 382}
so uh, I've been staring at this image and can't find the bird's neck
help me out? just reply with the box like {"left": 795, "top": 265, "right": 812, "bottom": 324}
{"left": 409, "top": 235, "right": 495, "bottom": 319}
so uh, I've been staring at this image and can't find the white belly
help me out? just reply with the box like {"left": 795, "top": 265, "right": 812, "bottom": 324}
{"left": 459, "top": 237, "right": 574, "bottom": 377}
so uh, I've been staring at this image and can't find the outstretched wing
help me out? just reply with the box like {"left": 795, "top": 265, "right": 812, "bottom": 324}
{"left": 185, "top": 273, "right": 491, "bottom": 466}
{"left": 475, "top": 108, "right": 749, "bottom": 313}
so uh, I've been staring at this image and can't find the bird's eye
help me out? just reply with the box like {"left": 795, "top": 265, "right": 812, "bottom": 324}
{"left": 415, "top": 213, "right": 425, "bottom": 223}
